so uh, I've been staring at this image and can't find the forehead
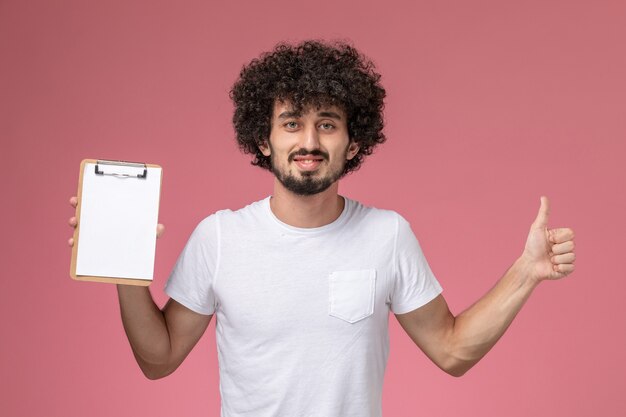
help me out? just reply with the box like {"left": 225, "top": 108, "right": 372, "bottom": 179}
{"left": 272, "top": 100, "right": 346, "bottom": 120}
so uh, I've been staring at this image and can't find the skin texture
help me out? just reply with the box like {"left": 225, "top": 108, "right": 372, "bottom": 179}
{"left": 69, "top": 197, "right": 209, "bottom": 379}
{"left": 395, "top": 197, "right": 575, "bottom": 376}
{"left": 68, "top": 104, "right": 575, "bottom": 379}
{"left": 260, "top": 101, "right": 359, "bottom": 228}
{"left": 261, "top": 101, "right": 359, "bottom": 195}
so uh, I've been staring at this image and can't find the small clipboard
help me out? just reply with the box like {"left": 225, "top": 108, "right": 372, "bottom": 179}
{"left": 70, "top": 159, "right": 163, "bottom": 286}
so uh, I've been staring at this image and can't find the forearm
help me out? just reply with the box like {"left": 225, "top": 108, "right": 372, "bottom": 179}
{"left": 117, "top": 285, "right": 173, "bottom": 377}
{"left": 398, "top": 198, "right": 575, "bottom": 377}
{"left": 448, "top": 256, "right": 539, "bottom": 374}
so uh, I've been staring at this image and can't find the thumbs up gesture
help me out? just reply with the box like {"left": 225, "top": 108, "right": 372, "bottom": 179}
{"left": 522, "top": 196, "right": 575, "bottom": 282}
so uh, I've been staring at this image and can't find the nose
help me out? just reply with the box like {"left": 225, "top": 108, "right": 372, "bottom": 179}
{"left": 301, "top": 124, "right": 320, "bottom": 150}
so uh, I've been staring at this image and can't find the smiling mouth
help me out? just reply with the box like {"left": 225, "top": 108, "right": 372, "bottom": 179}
{"left": 293, "top": 155, "right": 324, "bottom": 171}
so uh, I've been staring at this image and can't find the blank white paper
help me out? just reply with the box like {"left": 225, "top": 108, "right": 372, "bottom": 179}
{"left": 75, "top": 163, "right": 162, "bottom": 280}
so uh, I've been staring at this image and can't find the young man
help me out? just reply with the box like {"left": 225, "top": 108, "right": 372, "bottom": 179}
{"left": 69, "top": 41, "right": 575, "bottom": 416}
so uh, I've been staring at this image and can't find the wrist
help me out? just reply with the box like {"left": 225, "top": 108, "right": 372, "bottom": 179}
{"left": 513, "top": 255, "right": 543, "bottom": 290}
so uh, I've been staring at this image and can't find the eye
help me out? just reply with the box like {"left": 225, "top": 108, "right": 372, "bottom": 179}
{"left": 284, "top": 121, "right": 299, "bottom": 130}
{"left": 319, "top": 123, "right": 335, "bottom": 130}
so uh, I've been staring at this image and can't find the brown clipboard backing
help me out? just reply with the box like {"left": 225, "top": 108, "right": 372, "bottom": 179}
{"left": 70, "top": 159, "right": 162, "bottom": 286}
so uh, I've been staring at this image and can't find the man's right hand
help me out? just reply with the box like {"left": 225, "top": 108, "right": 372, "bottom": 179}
{"left": 67, "top": 196, "right": 210, "bottom": 380}
{"left": 67, "top": 196, "right": 165, "bottom": 246}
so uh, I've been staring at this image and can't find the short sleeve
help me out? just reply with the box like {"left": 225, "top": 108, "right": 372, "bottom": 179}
{"left": 390, "top": 214, "right": 443, "bottom": 314}
{"left": 164, "top": 215, "right": 219, "bottom": 315}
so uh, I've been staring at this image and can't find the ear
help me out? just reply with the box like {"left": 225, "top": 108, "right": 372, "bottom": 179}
{"left": 258, "top": 140, "right": 271, "bottom": 157}
{"left": 346, "top": 141, "right": 360, "bottom": 160}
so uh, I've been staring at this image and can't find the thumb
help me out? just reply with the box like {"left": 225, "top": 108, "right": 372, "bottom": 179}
{"left": 532, "top": 196, "right": 550, "bottom": 228}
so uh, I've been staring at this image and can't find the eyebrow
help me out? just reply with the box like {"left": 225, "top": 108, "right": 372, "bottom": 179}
{"left": 317, "top": 111, "right": 342, "bottom": 120}
{"left": 277, "top": 111, "right": 300, "bottom": 120}
{"left": 277, "top": 111, "right": 343, "bottom": 120}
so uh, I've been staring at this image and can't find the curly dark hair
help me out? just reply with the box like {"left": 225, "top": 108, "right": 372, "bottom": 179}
{"left": 230, "top": 40, "right": 386, "bottom": 176}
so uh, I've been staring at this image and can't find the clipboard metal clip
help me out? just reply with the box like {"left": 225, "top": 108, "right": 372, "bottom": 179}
{"left": 95, "top": 160, "right": 148, "bottom": 179}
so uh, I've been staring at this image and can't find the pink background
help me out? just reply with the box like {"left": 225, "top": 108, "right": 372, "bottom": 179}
{"left": 2, "top": 0, "right": 625, "bottom": 416}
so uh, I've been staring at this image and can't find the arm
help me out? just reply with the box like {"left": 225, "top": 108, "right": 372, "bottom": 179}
{"left": 117, "top": 285, "right": 212, "bottom": 379}
{"left": 396, "top": 258, "right": 540, "bottom": 377}
{"left": 68, "top": 197, "right": 211, "bottom": 379}
{"left": 396, "top": 197, "right": 575, "bottom": 377}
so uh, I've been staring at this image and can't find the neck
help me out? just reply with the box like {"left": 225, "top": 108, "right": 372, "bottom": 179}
{"left": 269, "top": 178, "right": 345, "bottom": 228}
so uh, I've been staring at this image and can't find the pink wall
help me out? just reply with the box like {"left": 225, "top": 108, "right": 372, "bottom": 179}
{"left": 2, "top": 0, "right": 625, "bottom": 415}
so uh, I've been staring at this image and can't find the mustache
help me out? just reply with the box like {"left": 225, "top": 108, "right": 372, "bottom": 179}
{"left": 288, "top": 149, "right": 329, "bottom": 163}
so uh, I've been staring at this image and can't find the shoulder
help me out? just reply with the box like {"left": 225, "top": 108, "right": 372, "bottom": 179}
{"left": 193, "top": 197, "right": 269, "bottom": 232}
{"left": 214, "top": 197, "right": 268, "bottom": 224}
{"left": 344, "top": 197, "right": 406, "bottom": 223}
{"left": 345, "top": 197, "right": 404, "bottom": 228}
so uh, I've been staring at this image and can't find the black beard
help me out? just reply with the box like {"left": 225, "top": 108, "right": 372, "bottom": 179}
{"left": 274, "top": 169, "right": 338, "bottom": 196}
{"left": 270, "top": 148, "right": 345, "bottom": 196}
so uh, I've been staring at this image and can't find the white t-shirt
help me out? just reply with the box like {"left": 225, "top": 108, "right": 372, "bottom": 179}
{"left": 165, "top": 196, "right": 442, "bottom": 417}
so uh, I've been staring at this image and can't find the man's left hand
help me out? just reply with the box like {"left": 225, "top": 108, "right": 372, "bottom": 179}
{"left": 522, "top": 196, "right": 576, "bottom": 284}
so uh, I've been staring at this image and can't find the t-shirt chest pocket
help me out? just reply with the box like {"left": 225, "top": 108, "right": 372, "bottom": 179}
{"left": 328, "top": 269, "right": 376, "bottom": 323}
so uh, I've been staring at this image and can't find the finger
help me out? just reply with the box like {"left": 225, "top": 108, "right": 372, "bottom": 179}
{"left": 551, "top": 253, "right": 576, "bottom": 264}
{"left": 553, "top": 263, "right": 575, "bottom": 275}
{"left": 549, "top": 228, "right": 574, "bottom": 244}
{"left": 156, "top": 224, "right": 165, "bottom": 238}
{"left": 70, "top": 196, "right": 78, "bottom": 208}
{"left": 69, "top": 217, "right": 77, "bottom": 227}
{"left": 532, "top": 196, "right": 550, "bottom": 228}
{"left": 68, "top": 237, "right": 74, "bottom": 247}
{"left": 551, "top": 240, "right": 575, "bottom": 255}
